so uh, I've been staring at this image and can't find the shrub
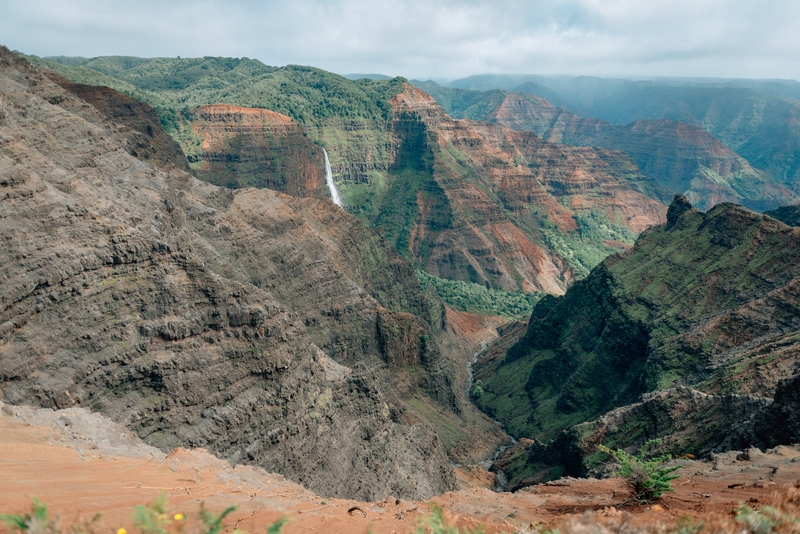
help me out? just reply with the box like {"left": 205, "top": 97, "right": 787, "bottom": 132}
{"left": 735, "top": 502, "right": 800, "bottom": 534}
{"left": 0, "top": 498, "right": 58, "bottom": 534}
{"left": 598, "top": 439, "right": 681, "bottom": 503}
{"left": 416, "top": 269, "right": 541, "bottom": 320}
{"left": 414, "top": 503, "right": 485, "bottom": 534}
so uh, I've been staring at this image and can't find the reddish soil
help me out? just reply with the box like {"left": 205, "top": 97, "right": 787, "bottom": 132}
{"left": 445, "top": 308, "right": 509, "bottom": 349}
{"left": 2, "top": 404, "right": 799, "bottom": 534}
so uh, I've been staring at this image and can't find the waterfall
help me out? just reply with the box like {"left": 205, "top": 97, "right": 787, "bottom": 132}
{"left": 322, "top": 148, "right": 343, "bottom": 208}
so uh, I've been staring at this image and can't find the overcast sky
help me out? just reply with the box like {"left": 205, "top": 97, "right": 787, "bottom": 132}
{"left": 2, "top": 0, "right": 799, "bottom": 82}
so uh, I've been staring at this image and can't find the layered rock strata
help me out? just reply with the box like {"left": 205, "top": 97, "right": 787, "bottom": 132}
{"left": 0, "top": 48, "right": 500, "bottom": 500}
{"left": 487, "top": 93, "right": 793, "bottom": 211}
{"left": 370, "top": 85, "right": 668, "bottom": 293}
{"left": 186, "top": 104, "right": 328, "bottom": 198}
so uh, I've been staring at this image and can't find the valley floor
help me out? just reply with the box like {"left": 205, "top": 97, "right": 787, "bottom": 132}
{"left": 2, "top": 402, "right": 799, "bottom": 534}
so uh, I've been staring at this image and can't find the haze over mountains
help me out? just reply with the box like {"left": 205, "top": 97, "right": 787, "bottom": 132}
{"left": 414, "top": 75, "right": 800, "bottom": 211}
{"left": 2, "top": 44, "right": 800, "bottom": 515}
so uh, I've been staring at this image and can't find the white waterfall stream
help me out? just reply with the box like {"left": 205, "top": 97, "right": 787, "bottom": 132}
{"left": 322, "top": 148, "right": 343, "bottom": 208}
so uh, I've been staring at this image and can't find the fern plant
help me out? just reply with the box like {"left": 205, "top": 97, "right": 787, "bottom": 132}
{"left": 599, "top": 439, "right": 681, "bottom": 503}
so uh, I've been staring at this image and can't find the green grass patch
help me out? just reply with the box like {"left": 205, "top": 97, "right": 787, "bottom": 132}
{"left": 417, "top": 269, "right": 541, "bottom": 320}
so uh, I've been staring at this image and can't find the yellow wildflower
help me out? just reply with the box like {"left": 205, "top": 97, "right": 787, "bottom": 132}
{"left": 174, "top": 513, "right": 184, "bottom": 521}
{"left": 117, "top": 529, "right": 127, "bottom": 534}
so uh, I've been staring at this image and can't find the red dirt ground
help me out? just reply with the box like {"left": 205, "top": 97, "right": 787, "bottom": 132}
{"left": 2, "top": 403, "right": 799, "bottom": 533}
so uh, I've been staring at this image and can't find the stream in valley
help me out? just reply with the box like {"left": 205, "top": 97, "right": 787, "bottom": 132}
{"left": 467, "top": 339, "right": 516, "bottom": 492}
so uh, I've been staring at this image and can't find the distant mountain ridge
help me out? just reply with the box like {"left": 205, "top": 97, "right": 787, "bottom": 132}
{"left": 414, "top": 80, "right": 799, "bottom": 211}
{"left": 437, "top": 75, "right": 800, "bottom": 202}
{"left": 343, "top": 73, "right": 393, "bottom": 80}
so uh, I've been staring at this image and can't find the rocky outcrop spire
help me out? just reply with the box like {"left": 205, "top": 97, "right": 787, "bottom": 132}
{"left": 666, "top": 193, "right": 696, "bottom": 229}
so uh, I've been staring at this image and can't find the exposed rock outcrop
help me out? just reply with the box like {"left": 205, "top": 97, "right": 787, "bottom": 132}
{"left": 42, "top": 71, "right": 192, "bottom": 173}
{"left": 754, "top": 370, "right": 800, "bottom": 448}
{"left": 374, "top": 85, "right": 668, "bottom": 293}
{"left": 0, "top": 47, "right": 504, "bottom": 501}
{"left": 186, "top": 104, "right": 328, "bottom": 198}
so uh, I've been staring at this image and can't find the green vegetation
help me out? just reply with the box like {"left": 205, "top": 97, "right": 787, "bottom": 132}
{"left": 598, "top": 439, "right": 681, "bottom": 503}
{"left": 414, "top": 503, "right": 486, "bottom": 534}
{"left": 411, "top": 81, "right": 511, "bottom": 121}
{"left": 735, "top": 502, "right": 800, "bottom": 534}
{"left": 2, "top": 495, "right": 287, "bottom": 534}
{"left": 4, "top": 497, "right": 530, "bottom": 534}
{"left": 27, "top": 55, "right": 406, "bottom": 130}
{"left": 474, "top": 198, "right": 800, "bottom": 486}
{"left": 1, "top": 498, "right": 59, "bottom": 534}
{"left": 417, "top": 269, "right": 541, "bottom": 320}
{"left": 765, "top": 203, "right": 800, "bottom": 227}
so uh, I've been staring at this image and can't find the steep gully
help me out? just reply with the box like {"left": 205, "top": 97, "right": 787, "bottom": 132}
{"left": 320, "top": 147, "right": 518, "bottom": 490}
{"left": 465, "top": 340, "right": 517, "bottom": 491}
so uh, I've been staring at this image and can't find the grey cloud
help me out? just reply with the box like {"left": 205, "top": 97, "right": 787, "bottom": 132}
{"left": 1, "top": 0, "right": 798, "bottom": 80}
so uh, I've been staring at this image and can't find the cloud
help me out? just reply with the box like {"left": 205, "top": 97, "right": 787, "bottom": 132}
{"left": 2, "top": 0, "right": 799, "bottom": 80}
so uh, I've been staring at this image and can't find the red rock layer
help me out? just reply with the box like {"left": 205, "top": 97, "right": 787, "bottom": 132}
{"left": 489, "top": 93, "right": 795, "bottom": 210}
{"left": 390, "top": 85, "right": 667, "bottom": 295}
{"left": 190, "top": 104, "right": 328, "bottom": 199}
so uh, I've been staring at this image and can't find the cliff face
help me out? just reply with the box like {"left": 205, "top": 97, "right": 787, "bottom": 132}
{"left": 360, "top": 85, "right": 668, "bottom": 293}
{"left": 31, "top": 57, "right": 677, "bottom": 294}
{"left": 474, "top": 195, "right": 800, "bottom": 484}
{"left": 41, "top": 72, "right": 192, "bottom": 173}
{"left": 487, "top": 93, "right": 795, "bottom": 211}
{"left": 0, "top": 49, "right": 510, "bottom": 500}
{"left": 185, "top": 104, "right": 328, "bottom": 198}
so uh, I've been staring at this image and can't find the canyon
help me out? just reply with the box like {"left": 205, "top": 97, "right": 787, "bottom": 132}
{"left": 445, "top": 73, "right": 800, "bottom": 195}
{"left": 0, "top": 47, "right": 503, "bottom": 501}
{"left": 2, "top": 46, "right": 800, "bottom": 534}
{"left": 31, "top": 54, "right": 671, "bottom": 293}
{"left": 415, "top": 82, "right": 799, "bottom": 212}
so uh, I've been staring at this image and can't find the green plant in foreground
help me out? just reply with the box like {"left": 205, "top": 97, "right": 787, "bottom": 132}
{"left": 735, "top": 503, "right": 800, "bottom": 534}
{"left": 599, "top": 439, "right": 681, "bottom": 503}
{"left": 197, "top": 503, "right": 238, "bottom": 534}
{"left": 671, "top": 516, "right": 704, "bottom": 534}
{"left": 132, "top": 493, "right": 170, "bottom": 534}
{"left": 3, "top": 495, "right": 287, "bottom": 534}
{"left": 414, "top": 503, "right": 485, "bottom": 534}
{"left": 0, "top": 498, "right": 60, "bottom": 534}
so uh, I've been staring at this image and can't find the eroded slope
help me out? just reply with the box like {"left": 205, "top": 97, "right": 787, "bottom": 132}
{"left": 415, "top": 83, "right": 794, "bottom": 212}
{"left": 474, "top": 195, "right": 800, "bottom": 485}
{"left": 352, "top": 85, "right": 668, "bottom": 293}
{"left": 0, "top": 48, "right": 504, "bottom": 501}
